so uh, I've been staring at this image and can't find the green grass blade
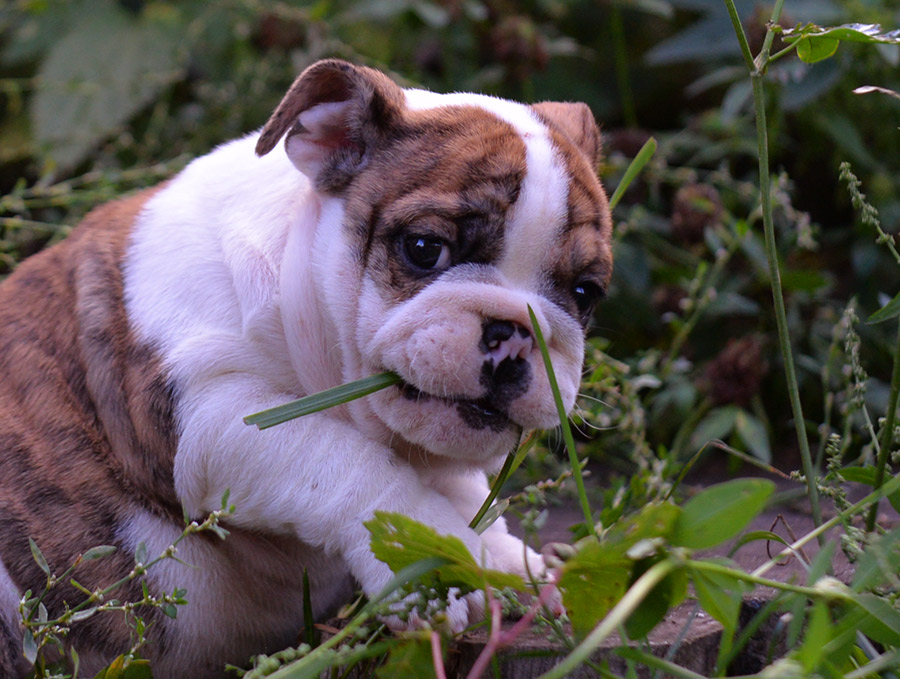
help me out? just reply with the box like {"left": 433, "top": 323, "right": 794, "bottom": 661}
{"left": 243, "top": 372, "right": 402, "bottom": 429}
{"left": 607, "top": 137, "right": 657, "bottom": 210}
{"left": 527, "top": 304, "right": 595, "bottom": 536}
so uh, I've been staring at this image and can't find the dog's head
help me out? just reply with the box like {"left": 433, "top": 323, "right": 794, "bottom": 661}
{"left": 257, "top": 60, "right": 612, "bottom": 463}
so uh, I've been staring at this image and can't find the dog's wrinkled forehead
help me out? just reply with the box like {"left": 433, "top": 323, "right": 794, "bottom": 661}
{"left": 255, "top": 60, "right": 613, "bottom": 317}
{"left": 350, "top": 89, "right": 612, "bottom": 309}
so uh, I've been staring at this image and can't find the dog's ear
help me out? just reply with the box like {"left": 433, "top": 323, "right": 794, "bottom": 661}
{"left": 256, "top": 59, "right": 405, "bottom": 192}
{"left": 531, "top": 102, "right": 602, "bottom": 169}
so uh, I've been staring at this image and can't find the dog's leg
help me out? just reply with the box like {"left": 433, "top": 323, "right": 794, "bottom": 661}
{"left": 421, "top": 469, "right": 547, "bottom": 580}
{"left": 173, "top": 370, "right": 491, "bottom": 608}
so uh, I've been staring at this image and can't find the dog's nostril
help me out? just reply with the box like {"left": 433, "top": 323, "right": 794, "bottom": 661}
{"left": 480, "top": 319, "right": 533, "bottom": 365}
{"left": 481, "top": 320, "right": 516, "bottom": 351}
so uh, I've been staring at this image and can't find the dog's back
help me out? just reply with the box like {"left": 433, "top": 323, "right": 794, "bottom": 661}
{"left": 0, "top": 189, "right": 181, "bottom": 674}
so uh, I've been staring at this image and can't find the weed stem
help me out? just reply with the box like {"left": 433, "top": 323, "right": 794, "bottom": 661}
{"left": 724, "top": 0, "right": 824, "bottom": 536}
{"left": 866, "top": 322, "right": 900, "bottom": 531}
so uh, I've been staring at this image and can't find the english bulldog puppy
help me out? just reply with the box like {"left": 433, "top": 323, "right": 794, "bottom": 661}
{"left": 0, "top": 60, "right": 612, "bottom": 677}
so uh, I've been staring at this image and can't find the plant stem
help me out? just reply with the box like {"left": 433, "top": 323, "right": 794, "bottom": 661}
{"left": 528, "top": 305, "right": 595, "bottom": 536}
{"left": 610, "top": 1, "right": 637, "bottom": 128}
{"left": 866, "top": 322, "right": 900, "bottom": 531}
{"left": 723, "top": 0, "right": 823, "bottom": 536}
{"left": 753, "top": 470, "right": 900, "bottom": 579}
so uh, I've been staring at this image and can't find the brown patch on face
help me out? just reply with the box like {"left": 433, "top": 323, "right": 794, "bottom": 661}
{"left": 541, "top": 122, "right": 613, "bottom": 328}
{"left": 341, "top": 105, "right": 528, "bottom": 302}
{"left": 0, "top": 187, "right": 178, "bottom": 657}
{"left": 531, "top": 101, "right": 603, "bottom": 169}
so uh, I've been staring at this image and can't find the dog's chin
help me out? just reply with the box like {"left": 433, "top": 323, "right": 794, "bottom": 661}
{"left": 367, "top": 381, "right": 523, "bottom": 461}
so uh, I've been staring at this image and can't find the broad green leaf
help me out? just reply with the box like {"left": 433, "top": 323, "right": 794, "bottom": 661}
{"left": 606, "top": 502, "right": 681, "bottom": 550}
{"left": 688, "top": 406, "right": 738, "bottom": 453}
{"left": 671, "top": 479, "right": 774, "bottom": 550}
{"left": 559, "top": 540, "right": 632, "bottom": 638}
{"left": 796, "top": 36, "right": 839, "bottom": 63}
{"left": 244, "top": 372, "right": 402, "bottom": 429}
{"left": 734, "top": 411, "right": 771, "bottom": 463}
{"left": 31, "top": 3, "right": 184, "bottom": 171}
{"left": 782, "top": 23, "right": 900, "bottom": 47}
{"left": 366, "top": 512, "right": 524, "bottom": 591}
{"left": 855, "top": 593, "right": 900, "bottom": 646}
{"left": 94, "top": 655, "right": 152, "bottom": 679}
{"left": 624, "top": 559, "right": 686, "bottom": 639}
{"left": 868, "top": 289, "right": 900, "bottom": 324}
{"left": 376, "top": 637, "right": 438, "bottom": 679}
{"left": 690, "top": 563, "right": 744, "bottom": 633}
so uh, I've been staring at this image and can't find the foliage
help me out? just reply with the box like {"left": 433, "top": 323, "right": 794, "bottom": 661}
{"left": 2, "top": 0, "right": 900, "bottom": 677}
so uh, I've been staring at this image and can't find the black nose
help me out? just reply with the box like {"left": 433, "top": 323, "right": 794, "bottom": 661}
{"left": 481, "top": 320, "right": 517, "bottom": 352}
{"left": 480, "top": 318, "right": 533, "bottom": 378}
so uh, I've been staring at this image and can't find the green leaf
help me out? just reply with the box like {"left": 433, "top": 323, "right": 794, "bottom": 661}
{"left": 70, "top": 606, "right": 99, "bottom": 622}
{"left": 782, "top": 23, "right": 900, "bottom": 47}
{"left": 608, "top": 137, "right": 657, "bottom": 210}
{"left": 690, "top": 564, "right": 743, "bottom": 633}
{"left": 855, "top": 592, "right": 900, "bottom": 646}
{"left": 244, "top": 372, "right": 402, "bottom": 429}
{"left": 868, "top": 289, "right": 900, "bottom": 324}
{"left": 796, "top": 36, "right": 840, "bottom": 63}
{"left": 22, "top": 628, "right": 37, "bottom": 665}
{"left": 671, "top": 479, "right": 774, "bottom": 550}
{"left": 853, "top": 524, "right": 900, "bottom": 592}
{"left": 28, "top": 538, "right": 50, "bottom": 576}
{"left": 688, "top": 406, "right": 738, "bottom": 453}
{"left": 734, "top": 411, "right": 771, "bottom": 464}
{"left": 94, "top": 655, "right": 152, "bottom": 679}
{"left": 366, "top": 512, "right": 524, "bottom": 591}
{"left": 798, "top": 601, "right": 831, "bottom": 672}
{"left": 82, "top": 545, "right": 117, "bottom": 561}
{"left": 624, "top": 559, "right": 686, "bottom": 639}
{"left": 837, "top": 465, "right": 900, "bottom": 512}
{"left": 471, "top": 499, "right": 509, "bottom": 535}
{"left": 376, "top": 637, "right": 437, "bottom": 679}
{"left": 854, "top": 85, "right": 900, "bottom": 102}
{"left": 559, "top": 540, "right": 632, "bottom": 638}
{"left": 31, "top": 3, "right": 184, "bottom": 171}
{"left": 134, "top": 542, "right": 148, "bottom": 565}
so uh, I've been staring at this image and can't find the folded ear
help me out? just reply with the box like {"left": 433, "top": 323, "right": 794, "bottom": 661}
{"left": 531, "top": 101, "right": 602, "bottom": 169}
{"left": 255, "top": 59, "right": 405, "bottom": 192}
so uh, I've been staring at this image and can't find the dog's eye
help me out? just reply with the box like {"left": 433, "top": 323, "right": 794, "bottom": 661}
{"left": 573, "top": 281, "right": 603, "bottom": 320}
{"left": 404, "top": 235, "right": 451, "bottom": 271}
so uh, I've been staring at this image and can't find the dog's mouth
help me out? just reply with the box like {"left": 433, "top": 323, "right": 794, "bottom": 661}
{"left": 399, "top": 381, "right": 513, "bottom": 432}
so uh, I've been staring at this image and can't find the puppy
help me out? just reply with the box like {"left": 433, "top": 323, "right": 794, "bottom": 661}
{"left": 0, "top": 60, "right": 612, "bottom": 677}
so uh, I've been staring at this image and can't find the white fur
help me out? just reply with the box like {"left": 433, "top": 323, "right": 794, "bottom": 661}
{"left": 124, "top": 88, "right": 578, "bottom": 673}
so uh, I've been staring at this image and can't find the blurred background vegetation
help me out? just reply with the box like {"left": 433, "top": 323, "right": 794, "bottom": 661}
{"left": 1, "top": 0, "right": 899, "bottom": 502}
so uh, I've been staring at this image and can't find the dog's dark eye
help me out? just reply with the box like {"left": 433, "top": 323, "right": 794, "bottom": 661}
{"left": 573, "top": 281, "right": 603, "bottom": 320}
{"left": 404, "top": 235, "right": 451, "bottom": 271}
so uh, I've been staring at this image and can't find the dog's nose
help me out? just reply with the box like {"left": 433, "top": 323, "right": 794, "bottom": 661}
{"left": 480, "top": 319, "right": 533, "bottom": 367}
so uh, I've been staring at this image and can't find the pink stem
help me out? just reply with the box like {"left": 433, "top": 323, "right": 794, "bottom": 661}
{"left": 498, "top": 580, "right": 558, "bottom": 646}
{"left": 465, "top": 590, "right": 502, "bottom": 679}
{"left": 431, "top": 631, "right": 447, "bottom": 679}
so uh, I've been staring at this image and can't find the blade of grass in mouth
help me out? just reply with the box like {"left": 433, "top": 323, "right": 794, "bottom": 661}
{"left": 243, "top": 371, "right": 402, "bottom": 429}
